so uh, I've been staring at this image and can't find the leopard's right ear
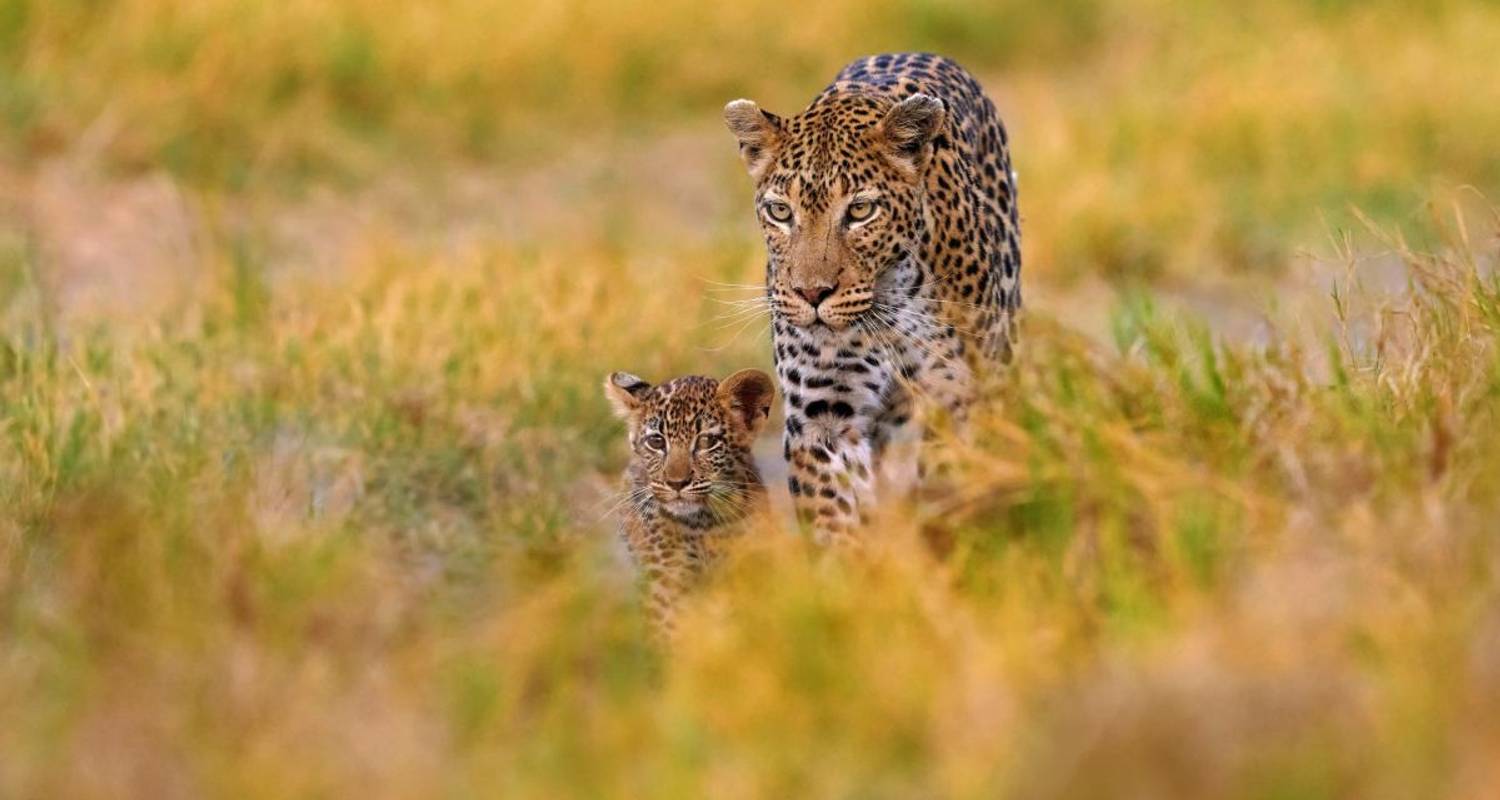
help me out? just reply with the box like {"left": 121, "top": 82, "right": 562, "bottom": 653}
{"left": 878, "top": 93, "right": 946, "bottom": 177}
{"left": 723, "top": 99, "right": 783, "bottom": 180}
{"left": 604, "top": 372, "right": 652, "bottom": 419}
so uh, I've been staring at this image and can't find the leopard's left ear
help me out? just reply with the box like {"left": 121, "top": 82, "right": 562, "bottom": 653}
{"left": 723, "top": 99, "right": 784, "bottom": 180}
{"left": 878, "top": 93, "right": 946, "bottom": 176}
{"left": 604, "top": 372, "right": 652, "bottom": 419}
{"left": 717, "top": 368, "right": 776, "bottom": 436}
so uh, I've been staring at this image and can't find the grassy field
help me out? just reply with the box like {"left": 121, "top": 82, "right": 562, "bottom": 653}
{"left": 4, "top": 1, "right": 1500, "bottom": 797}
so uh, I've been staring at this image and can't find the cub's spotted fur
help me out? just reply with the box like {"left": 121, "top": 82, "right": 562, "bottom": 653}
{"left": 604, "top": 369, "right": 775, "bottom": 635}
{"left": 724, "top": 52, "right": 1020, "bottom": 543}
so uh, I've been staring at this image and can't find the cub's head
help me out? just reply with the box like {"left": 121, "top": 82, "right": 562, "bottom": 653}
{"left": 604, "top": 369, "right": 776, "bottom": 522}
{"left": 723, "top": 90, "right": 945, "bottom": 330}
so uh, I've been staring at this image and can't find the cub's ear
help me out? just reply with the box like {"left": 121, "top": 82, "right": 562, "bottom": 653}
{"left": 877, "top": 93, "right": 946, "bottom": 176}
{"left": 717, "top": 368, "right": 776, "bottom": 436}
{"left": 723, "top": 99, "right": 783, "bottom": 180}
{"left": 604, "top": 372, "right": 652, "bottom": 419}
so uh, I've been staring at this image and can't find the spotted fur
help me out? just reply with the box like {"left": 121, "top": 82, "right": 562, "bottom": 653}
{"left": 604, "top": 369, "right": 775, "bottom": 635}
{"left": 724, "top": 52, "right": 1021, "bottom": 544}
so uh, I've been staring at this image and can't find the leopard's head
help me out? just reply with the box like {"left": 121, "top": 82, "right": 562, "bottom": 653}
{"left": 604, "top": 369, "right": 775, "bottom": 523}
{"left": 723, "top": 89, "right": 945, "bottom": 330}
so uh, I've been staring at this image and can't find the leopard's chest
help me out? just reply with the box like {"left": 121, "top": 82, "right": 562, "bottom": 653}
{"left": 772, "top": 310, "right": 939, "bottom": 440}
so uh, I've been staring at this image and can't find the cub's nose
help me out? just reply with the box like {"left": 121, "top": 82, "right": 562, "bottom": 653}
{"left": 665, "top": 477, "right": 692, "bottom": 492}
{"left": 795, "top": 284, "right": 838, "bottom": 309}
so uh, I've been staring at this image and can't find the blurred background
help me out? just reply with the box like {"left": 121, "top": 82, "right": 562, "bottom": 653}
{"left": 4, "top": 1, "right": 1500, "bottom": 797}
{"left": 5, "top": 0, "right": 1498, "bottom": 319}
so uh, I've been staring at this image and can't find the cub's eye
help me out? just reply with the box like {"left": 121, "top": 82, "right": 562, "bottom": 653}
{"left": 697, "top": 433, "right": 724, "bottom": 451}
{"left": 643, "top": 434, "right": 667, "bottom": 451}
{"left": 764, "top": 201, "right": 793, "bottom": 224}
{"left": 846, "top": 199, "right": 876, "bottom": 223}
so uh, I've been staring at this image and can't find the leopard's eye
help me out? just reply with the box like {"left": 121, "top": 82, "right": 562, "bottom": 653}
{"left": 643, "top": 433, "right": 667, "bottom": 451}
{"left": 846, "top": 199, "right": 876, "bottom": 223}
{"left": 765, "top": 201, "right": 793, "bottom": 224}
{"left": 697, "top": 433, "right": 724, "bottom": 451}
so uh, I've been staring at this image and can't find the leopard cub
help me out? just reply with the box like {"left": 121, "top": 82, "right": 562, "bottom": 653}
{"left": 604, "top": 368, "right": 776, "bottom": 636}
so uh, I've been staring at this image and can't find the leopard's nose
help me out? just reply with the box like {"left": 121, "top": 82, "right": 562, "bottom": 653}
{"left": 796, "top": 284, "right": 838, "bottom": 309}
{"left": 665, "top": 477, "right": 691, "bottom": 492}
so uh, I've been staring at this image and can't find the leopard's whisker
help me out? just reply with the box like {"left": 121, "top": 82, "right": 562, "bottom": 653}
{"left": 700, "top": 317, "right": 770, "bottom": 353}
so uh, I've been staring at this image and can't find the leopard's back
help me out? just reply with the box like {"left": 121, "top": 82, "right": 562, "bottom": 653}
{"left": 829, "top": 53, "right": 1022, "bottom": 361}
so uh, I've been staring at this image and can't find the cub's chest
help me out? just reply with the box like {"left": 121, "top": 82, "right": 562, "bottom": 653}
{"left": 630, "top": 511, "right": 742, "bottom": 570}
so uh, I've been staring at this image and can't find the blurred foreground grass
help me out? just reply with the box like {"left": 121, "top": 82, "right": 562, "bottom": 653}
{"left": 3, "top": 202, "right": 1500, "bottom": 797}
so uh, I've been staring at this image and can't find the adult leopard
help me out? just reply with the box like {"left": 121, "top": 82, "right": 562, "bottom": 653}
{"left": 723, "top": 52, "right": 1020, "bottom": 544}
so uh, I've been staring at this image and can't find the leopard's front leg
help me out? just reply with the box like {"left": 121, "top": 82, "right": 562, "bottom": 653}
{"left": 873, "top": 301, "right": 975, "bottom": 498}
{"left": 775, "top": 323, "right": 887, "bottom": 546}
{"left": 784, "top": 412, "right": 879, "bottom": 547}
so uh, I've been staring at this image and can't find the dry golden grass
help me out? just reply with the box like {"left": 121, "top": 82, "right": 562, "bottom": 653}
{"left": 3, "top": 206, "right": 1499, "bottom": 797}
{"left": 4, "top": 2, "right": 1500, "bottom": 798}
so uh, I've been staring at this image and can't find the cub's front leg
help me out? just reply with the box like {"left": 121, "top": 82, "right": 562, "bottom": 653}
{"left": 620, "top": 513, "right": 694, "bottom": 638}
